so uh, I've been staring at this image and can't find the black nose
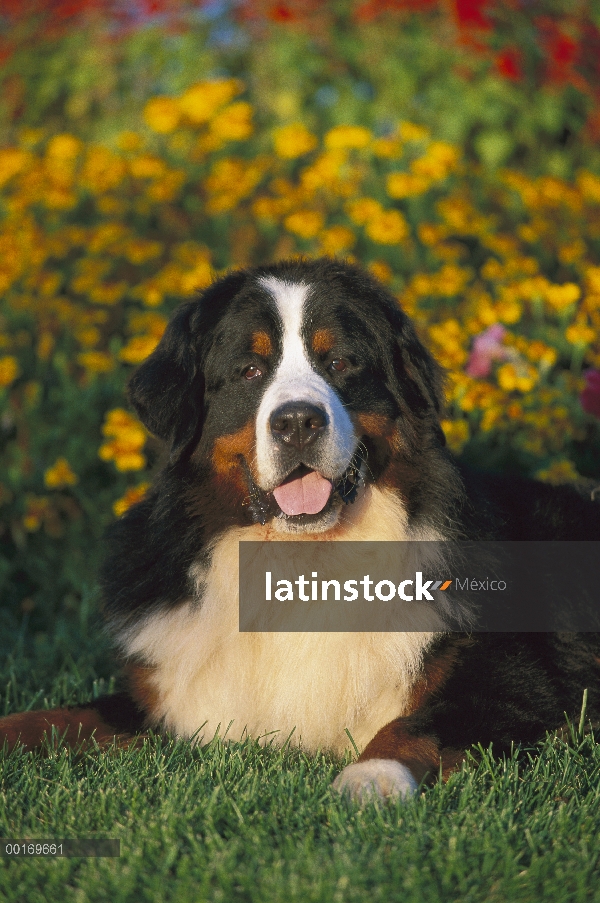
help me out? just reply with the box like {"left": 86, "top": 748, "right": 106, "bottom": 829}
{"left": 270, "top": 403, "right": 327, "bottom": 450}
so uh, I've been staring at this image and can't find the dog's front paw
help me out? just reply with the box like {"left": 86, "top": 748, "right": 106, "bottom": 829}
{"left": 333, "top": 759, "right": 418, "bottom": 803}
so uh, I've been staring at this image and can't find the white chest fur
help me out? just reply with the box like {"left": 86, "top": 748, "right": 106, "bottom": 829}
{"left": 123, "top": 487, "right": 443, "bottom": 755}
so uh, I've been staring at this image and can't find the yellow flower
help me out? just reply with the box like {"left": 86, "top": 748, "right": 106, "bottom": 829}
{"left": 0, "top": 148, "right": 30, "bottom": 188}
{"left": 23, "top": 495, "right": 50, "bottom": 532}
{"left": 558, "top": 239, "right": 585, "bottom": 264}
{"left": 130, "top": 155, "right": 166, "bottom": 179}
{"left": 44, "top": 457, "right": 78, "bottom": 489}
{"left": 346, "top": 197, "right": 382, "bottom": 226}
{"left": 101, "top": 448, "right": 146, "bottom": 472}
{"left": 210, "top": 102, "right": 253, "bottom": 142}
{"left": 75, "top": 327, "right": 100, "bottom": 348}
{"left": 545, "top": 282, "right": 581, "bottom": 311}
{"left": 536, "top": 460, "right": 580, "bottom": 485}
{"left": 434, "top": 264, "right": 471, "bottom": 297}
{"left": 480, "top": 408, "right": 503, "bottom": 432}
{"left": 122, "top": 239, "right": 162, "bottom": 265}
{"left": 117, "top": 131, "right": 144, "bottom": 152}
{"left": 365, "top": 209, "right": 409, "bottom": 244}
{"left": 273, "top": 123, "right": 318, "bottom": 159}
{"left": 46, "top": 134, "right": 82, "bottom": 160}
{"left": 102, "top": 408, "right": 143, "bottom": 436}
{"left": 143, "top": 97, "right": 181, "bottom": 134}
{"left": 178, "top": 79, "right": 242, "bottom": 125}
{"left": 398, "top": 122, "right": 430, "bottom": 142}
{"left": 113, "top": 483, "right": 150, "bottom": 517}
{"left": 495, "top": 297, "right": 522, "bottom": 324}
{"left": 577, "top": 170, "right": 600, "bottom": 202}
{"left": 318, "top": 225, "right": 355, "bottom": 255}
{"left": 368, "top": 261, "right": 394, "bottom": 284}
{"left": 81, "top": 147, "right": 127, "bottom": 192}
{"left": 128, "top": 312, "right": 168, "bottom": 336}
{"left": 119, "top": 335, "right": 161, "bottom": 364}
{"left": 89, "top": 282, "right": 128, "bottom": 306}
{"left": 147, "top": 169, "right": 184, "bottom": 201}
{"left": 325, "top": 126, "right": 371, "bottom": 150}
{"left": 99, "top": 409, "right": 147, "bottom": 472}
{"left": 441, "top": 418, "right": 469, "bottom": 452}
{"left": 585, "top": 266, "right": 600, "bottom": 294}
{"left": 132, "top": 279, "right": 163, "bottom": 307}
{"left": 371, "top": 136, "right": 403, "bottom": 158}
{"left": 204, "top": 158, "right": 265, "bottom": 213}
{"left": 300, "top": 150, "right": 348, "bottom": 194}
{"left": 525, "top": 341, "right": 557, "bottom": 369}
{"left": 386, "top": 172, "right": 430, "bottom": 198}
{"left": 411, "top": 142, "right": 459, "bottom": 181}
{"left": 77, "top": 351, "right": 114, "bottom": 373}
{"left": 37, "top": 333, "right": 55, "bottom": 361}
{"left": 497, "top": 362, "right": 538, "bottom": 393}
{"left": 284, "top": 210, "right": 324, "bottom": 239}
{"left": 0, "top": 355, "right": 20, "bottom": 387}
{"left": 417, "top": 223, "right": 447, "bottom": 246}
{"left": 565, "top": 321, "right": 596, "bottom": 346}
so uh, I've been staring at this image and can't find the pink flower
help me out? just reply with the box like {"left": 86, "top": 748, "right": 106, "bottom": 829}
{"left": 580, "top": 369, "right": 600, "bottom": 419}
{"left": 466, "top": 324, "right": 511, "bottom": 378}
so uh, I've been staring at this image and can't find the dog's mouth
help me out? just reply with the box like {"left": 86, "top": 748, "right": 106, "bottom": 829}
{"left": 240, "top": 458, "right": 364, "bottom": 526}
{"left": 272, "top": 465, "right": 332, "bottom": 516}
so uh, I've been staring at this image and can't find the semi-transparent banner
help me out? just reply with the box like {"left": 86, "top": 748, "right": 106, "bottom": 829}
{"left": 238, "top": 541, "right": 600, "bottom": 632}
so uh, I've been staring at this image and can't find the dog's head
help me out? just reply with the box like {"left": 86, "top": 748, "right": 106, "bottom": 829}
{"left": 128, "top": 258, "right": 447, "bottom": 534}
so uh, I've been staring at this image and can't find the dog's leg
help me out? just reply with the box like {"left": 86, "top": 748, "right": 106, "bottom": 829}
{"left": 333, "top": 633, "right": 599, "bottom": 803}
{"left": 333, "top": 718, "right": 460, "bottom": 802}
{"left": 0, "top": 692, "right": 148, "bottom": 753}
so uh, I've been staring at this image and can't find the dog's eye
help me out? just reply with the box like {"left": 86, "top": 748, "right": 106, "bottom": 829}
{"left": 329, "top": 359, "right": 348, "bottom": 373}
{"left": 244, "top": 365, "right": 263, "bottom": 380}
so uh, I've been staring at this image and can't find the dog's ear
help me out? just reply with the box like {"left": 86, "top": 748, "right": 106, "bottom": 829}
{"left": 393, "top": 308, "right": 445, "bottom": 416}
{"left": 383, "top": 303, "right": 447, "bottom": 446}
{"left": 128, "top": 270, "right": 250, "bottom": 462}
{"left": 334, "top": 261, "right": 445, "bottom": 420}
{"left": 128, "top": 300, "right": 203, "bottom": 463}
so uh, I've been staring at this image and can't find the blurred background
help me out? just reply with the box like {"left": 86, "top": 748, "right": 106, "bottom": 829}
{"left": 1, "top": 0, "right": 600, "bottom": 694}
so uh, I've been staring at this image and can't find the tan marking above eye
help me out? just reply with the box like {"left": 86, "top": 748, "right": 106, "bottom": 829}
{"left": 251, "top": 331, "right": 272, "bottom": 357}
{"left": 312, "top": 328, "right": 335, "bottom": 355}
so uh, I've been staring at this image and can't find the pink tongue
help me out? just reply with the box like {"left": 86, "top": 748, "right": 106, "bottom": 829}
{"left": 273, "top": 470, "right": 333, "bottom": 516}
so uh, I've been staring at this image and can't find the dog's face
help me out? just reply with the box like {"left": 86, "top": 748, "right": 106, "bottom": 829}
{"left": 128, "top": 259, "right": 446, "bottom": 534}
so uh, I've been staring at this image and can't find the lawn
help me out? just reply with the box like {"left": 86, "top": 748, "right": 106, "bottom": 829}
{"left": 1, "top": 618, "right": 599, "bottom": 903}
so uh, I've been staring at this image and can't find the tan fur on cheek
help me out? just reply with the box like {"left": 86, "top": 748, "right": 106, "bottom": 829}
{"left": 251, "top": 331, "right": 272, "bottom": 357}
{"left": 210, "top": 421, "right": 258, "bottom": 494}
{"left": 212, "top": 423, "right": 255, "bottom": 476}
{"left": 312, "top": 328, "right": 335, "bottom": 355}
{"left": 356, "top": 412, "right": 396, "bottom": 440}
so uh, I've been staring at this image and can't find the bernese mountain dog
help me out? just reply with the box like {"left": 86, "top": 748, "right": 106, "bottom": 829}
{"left": 1, "top": 258, "right": 599, "bottom": 802}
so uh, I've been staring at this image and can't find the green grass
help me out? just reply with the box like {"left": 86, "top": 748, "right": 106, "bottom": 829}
{"left": 1, "top": 620, "right": 600, "bottom": 903}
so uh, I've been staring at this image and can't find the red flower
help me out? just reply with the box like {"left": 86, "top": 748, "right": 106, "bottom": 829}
{"left": 580, "top": 369, "right": 600, "bottom": 419}
{"left": 269, "top": 3, "right": 295, "bottom": 21}
{"left": 496, "top": 47, "right": 522, "bottom": 81}
{"left": 551, "top": 34, "right": 577, "bottom": 67}
{"left": 455, "top": 0, "right": 490, "bottom": 30}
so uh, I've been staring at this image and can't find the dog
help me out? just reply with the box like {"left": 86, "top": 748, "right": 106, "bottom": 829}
{"left": 1, "top": 258, "right": 599, "bottom": 802}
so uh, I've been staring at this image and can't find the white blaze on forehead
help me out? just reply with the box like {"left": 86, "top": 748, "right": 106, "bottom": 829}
{"left": 255, "top": 275, "right": 355, "bottom": 490}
